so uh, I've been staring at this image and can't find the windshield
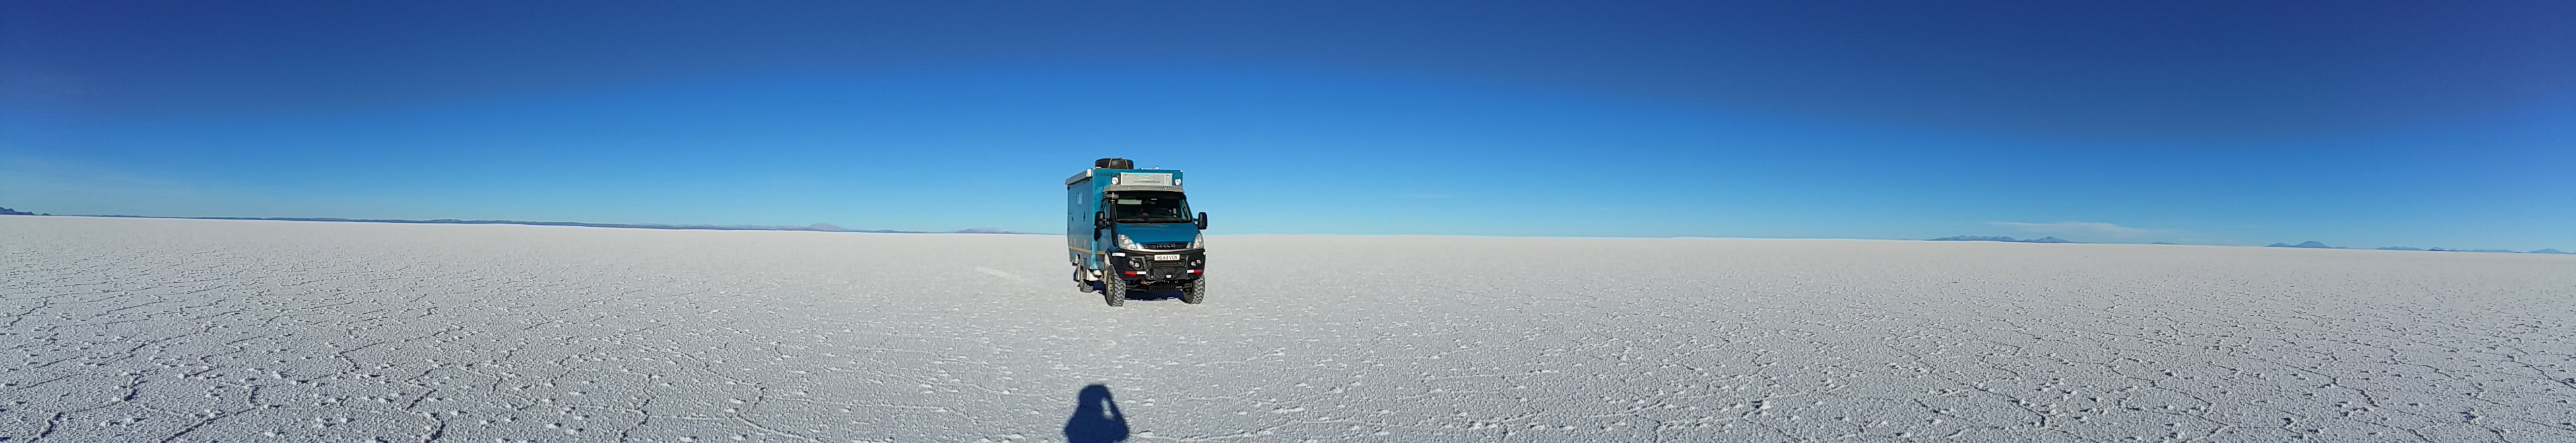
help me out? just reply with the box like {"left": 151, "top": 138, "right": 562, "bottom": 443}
{"left": 1108, "top": 192, "right": 1192, "bottom": 223}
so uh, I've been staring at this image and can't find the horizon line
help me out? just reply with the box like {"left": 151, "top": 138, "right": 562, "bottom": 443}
{"left": 8, "top": 213, "right": 2565, "bottom": 254}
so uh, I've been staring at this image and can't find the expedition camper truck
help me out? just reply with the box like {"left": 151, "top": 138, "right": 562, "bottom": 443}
{"left": 1066, "top": 158, "right": 1208, "bottom": 307}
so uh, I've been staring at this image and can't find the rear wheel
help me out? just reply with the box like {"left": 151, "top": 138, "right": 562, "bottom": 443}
{"left": 1102, "top": 278, "right": 1128, "bottom": 307}
{"left": 1180, "top": 278, "right": 1206, "bottom": 305}
{"left": 1074, "top": 268, "right": 1096, "bottom": 293}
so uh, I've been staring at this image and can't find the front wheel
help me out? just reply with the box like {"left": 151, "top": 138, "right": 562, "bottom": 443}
{"left": 1102, "top": 279, "right": 1128, "bottom": 307}
{"left": 1180, "top": 278, "right": 1206, "bottom": 305}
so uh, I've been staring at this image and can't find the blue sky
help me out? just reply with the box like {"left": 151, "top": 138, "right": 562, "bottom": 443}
{"left": 3, "top": 1, "right": 2570, "bottom": 249}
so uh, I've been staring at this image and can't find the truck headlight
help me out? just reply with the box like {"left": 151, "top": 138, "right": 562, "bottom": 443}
{"left": 1116, "top": 235, "right": 1142, "bottom": 250}
{"left": 1189, "top": 235, "right": 1203, "bottom": 249}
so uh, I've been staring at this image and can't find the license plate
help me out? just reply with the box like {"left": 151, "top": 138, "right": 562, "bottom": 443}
{"left": 1153, "top": 254, "right": 1182, "bottom": 261}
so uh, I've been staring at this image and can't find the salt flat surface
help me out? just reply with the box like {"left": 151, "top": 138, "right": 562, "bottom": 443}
{"left": 5, "top": 216, "right": 2574, "bottom": 442}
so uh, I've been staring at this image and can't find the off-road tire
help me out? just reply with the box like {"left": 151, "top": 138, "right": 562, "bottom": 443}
{"left": 1102, "top": 279, "right": 1128, "bottom": 307}
{"left": 1094, "top": 158, "right": 1134, "bottom": 169}
{"left": 1074, "top": 268, "right": 1097, "bottom": 293}
{"left": 1180, "top": 278, "right": 1206, "bottom": 305}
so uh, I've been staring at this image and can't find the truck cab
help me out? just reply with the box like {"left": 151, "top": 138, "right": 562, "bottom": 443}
{"left": 1066, "top": 158, "right": 1208, "bottom": 306}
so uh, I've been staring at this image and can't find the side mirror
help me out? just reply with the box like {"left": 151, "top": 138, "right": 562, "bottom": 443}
{"left": 1195, "top": 212, "right": 1208, "bottom": 229}
{"left": 1094, "top": 212, "right": 1109, "bottom": 229}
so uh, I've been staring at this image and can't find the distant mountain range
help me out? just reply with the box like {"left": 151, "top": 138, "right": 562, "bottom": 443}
{"left": 0, "top": 206, "right": 44, "bottom": 216}
{"left": 3, "top": 211, "right": 1031, "bottom": 235}
{"left": 2273, "top": 241, "right": 2565, "bottom": 254}
{"left": 1918, "top": 235, "right": 2568, "bottom": 253}
{"left": 2427, "top": 248, "right": 2522, "bottom": 253}
{"left": 1927, "top": 235, "right": 2076, "bottom": 243}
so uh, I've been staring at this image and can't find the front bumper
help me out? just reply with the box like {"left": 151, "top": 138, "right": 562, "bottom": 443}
{"left": 1108, "top": 248, "right": 1205, "bottom": 282}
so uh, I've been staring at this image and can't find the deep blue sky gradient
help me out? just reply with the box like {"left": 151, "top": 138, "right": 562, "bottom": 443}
{"left": 4, "top": 1, "right": 2571, "bottom": 249}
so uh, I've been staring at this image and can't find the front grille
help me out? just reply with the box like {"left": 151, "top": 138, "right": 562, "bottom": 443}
{"left": 1143, "top": 242, "right": 1192, "bottom": 250}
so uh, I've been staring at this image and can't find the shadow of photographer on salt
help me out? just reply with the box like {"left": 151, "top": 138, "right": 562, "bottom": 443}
{"left": 1063, "top": 384, "right": 1130, "bottom": 443}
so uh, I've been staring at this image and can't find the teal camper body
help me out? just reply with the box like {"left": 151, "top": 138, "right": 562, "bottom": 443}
{"left": 1066, "top": 158, "right": 1209, "bottom": 306}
